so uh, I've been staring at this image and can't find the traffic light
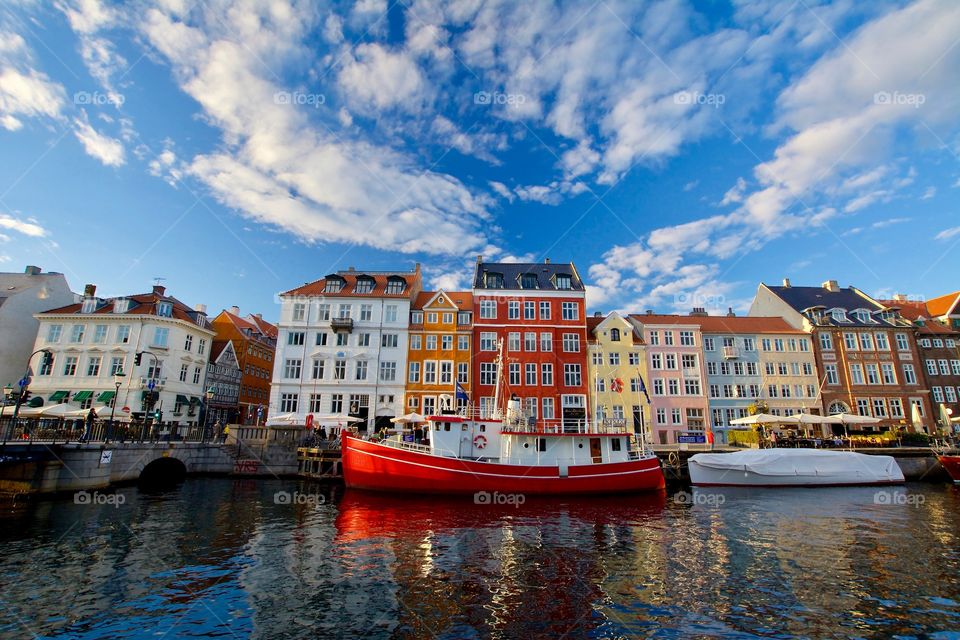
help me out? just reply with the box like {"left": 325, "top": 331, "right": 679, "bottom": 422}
{"left": 134, "top": 352, "right": 143, "bottom": 366}
{"left": 154, "top": 410, "right": 161, "bottom": 422}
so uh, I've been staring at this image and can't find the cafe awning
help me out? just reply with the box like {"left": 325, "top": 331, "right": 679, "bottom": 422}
{"left": 72, "top": 391, "right": 92, "bottom": 401}
{"left": 190, "top": 396, "right": 200, "bottom": 405}
{"left": 96, "top": 390, "right": 115, "bottom": 403}
{"left": 176, "top": 394, "right": 190, "bottom": 404}
{"left": 49, "top": 390, "right": 69, "bottom": 402}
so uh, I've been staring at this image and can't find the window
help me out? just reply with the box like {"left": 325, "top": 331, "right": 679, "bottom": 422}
{"left": 859, "top": 333, "right": 874, "bottom": 351}
{"left": 704, "top": 337, "right": 715, "bottom": 351}
{"left": 561, "top": 302, "right": 578, "bottom": 320}
{"left": 334, "top": 360, "right": 346, "bottom": 380}
{"left": 157, "top": 302, "right": 173, "bottom": 318}
{"left": 889, "top": 398, "right": 904, "bottom": 418}
{"left": 196, "top": 338, "right": 205, "bottom": 355}
{"left": 927, "top": 359, "right": 939, "bottom": 376}
{"left": 866, "top": 364, "right": 880, "bottom": 385}
{"left": 379, "top": 361, "right": 397, "bottom": 381}
{"left": 856, "top": 398, "right": 870, "bottom": 416}
{"left": 283, "top": 359, "right": 302, "bottom": 379}
{"left": 664, "top": 332, "right": 674, "bottom": 346}
{"left": 423, "top": 361, "right": 437, "bottom": 384}
{"left": 849, "top": 364, "right": 865, "bottom": 385}
{"left": 910, "top": 399, "right": 925, "bottom": 418}
{"left": 85, "top": 356, "right": 101, "bottom": 376}
{"left": 648, "top": 331, "right": 659, "bottom": 346}
{"left": 457, "top": 362, "right": 469, "bottom": 384}
{"left": 761, "top": 338, "right": 772, "bottom": 352}
{"left": 952, "top": 360, "right": 960, "bottom": 375}
{"left": 671, "top": 408, "right": 682, "bottom": 425}
{"left": 411, "top": 311, "right": 423, "bottom": 325}
{"left": 440, "top": 361, "right": 453, "bottom": 385}
{"left": 524, "top": 332, "right": 537, "bottom": 351}
{"left": 408, "top": 362, "right": 420, "bottom": 383}
{"left": 681, "top": 354, "right": 697, "bottom": 371}
{"left": 596, "top": 377, "right": 606, "bottom": 393}
{"left": 336, "top": 333, "right": 348, "bottom": 347}
{"left": 458, "top": 312, "right": 470, "bottom": 325}
{"left": 540, "top": 332, "right": 553, "bottom": 352}
{"left": 381, "top": 334, "right": 399, "bottom": 348}
{"left": 179, "top": 363, "right": 189, "bottom": 382}
{"left": 895, "top": 333, "right": 909, "bottom": 351}
{"left": 193, "top": 366, "right": 201, "bottom": 384}
{"left": 679, "top": 331, "right": 695, "bottom": 346}
{"left": 409, "top": 335, "right": 422, "bottom": 350}
{"left": 153, "top": 327, "right": 169, "bottom": 348}
{"left": 480, "top": 363, "right": 497, "bottom": 385}
{"left": 591, "top": 351, "right": 603, "bottom": 366}
{"left": 844, "top": 333, "right": 858, "bottom": 350}
{"left": 317, "top": 304, "right": 330, "bottom": 320}
{"left": 385, "top": 305, "right": 398, "bottom": 323}
{"left": 69, "top": 324, "right": 85, "bottom": 343}
{"left": 280, "top": 393, "right": 299, "bottom": 413}
{"left": 312, "top": 359, "right": 325, "bottom": 380}
{"left": 109, "top": 357, "right": 124, "bottom": 376}
{"left": 441, "top": 312, "right": 453, "bottom": 325}
{"left": 563, "top": 364, "right": 581, "bottom": 387}
{"left": 668, "top": 380, "right": 679, "bottom": 395}
{"left": 539, "top": 301, "right": 551, "bottom": 320}
{"left": 656, "top": 408, "right": 666, "bottom": 425}
{"left": 508, "top": 332, "right": 521, "bottom": 351}
{"left": 330, "top": 394, "right": 343, "bottom": 413}
{"left": 665, "top": 354, "right": 677, "bottom": 370}
{"left": 819, "top": 332, "right": 833, "bottom": 350}
{"left": 292, "top": 302, "right": 306, "bottom": 321}
{"left": 651, "top": 354, "right": 662, "bottom": 370}
{"left": 355, "top": 360, "right": 368, "bottom": 381}
{"left": 562, "top": 333, "right": 580, "bottom": 352}
{"left": 480, "top": 300, "right": 497, "bottom": 319}
{"left": 684, "top": 379, "right": 700, "bottom": 395}
{"left": 441, "top": 335, "right": 453, "bottom": 350}
{"left": 932, "top": 387, "right": 944, "bottom": 403}
{"left": 946, "top": 386, "right": 957, "bottom": 403}
{"left": 629, "top": 352, "right": 640, "bottom": 366}
{"left": 91, "top": 325, "right": 107, "bottom": 344}
{"left": 385, "top": 279, "right": 405, "bottom": 295}
{"left": 875, "top": 333, "right": 889, "bottom": 350}
{"left": 309, "top": 394, "right": 323, "bottom": 413}
{"left": 542, "top": 398, "right": 555, "bottom": 420}
{"left": 509, "top": 363, "right": 520, "bottom": 386}
{"left": 115, "top": 325, "right": 130, "bottom": 344}
{"left": 480, "top": 332, "right": 496, "bottom": 351}
{"left": 881, "top": 363, "right": 897, "bottom": 385}
{"left": 541, "top": 363, "right": 553, "bottom": 385}
{"left": 525, "top": 363, "right": 537, "bottom": 385}
{"left": 523, "top": 301, "right": 536, "bottom": 320}
{"left": 939, "top": 359, "right": 950, "bottom": 375}
{"left": 508, "top": 301, "right": 520, "bottom": 320}
{"left": 288, "top": 331, "right": 305, "bottom": 346}
{"left": 903, "top": 364, "right": 917, "bottom": 385}
{"left": 609, "top": 352, "right": 620, "bottom": 366}
{"left": 62, "top": 356, "right": 78, "bottom": 376}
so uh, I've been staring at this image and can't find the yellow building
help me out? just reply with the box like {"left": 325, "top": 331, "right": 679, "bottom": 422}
{"left": 587, "top": 312, "right": 651, "bottom": 432}
{"left": 404, "top": 291, "right": 474, "bottom": 416}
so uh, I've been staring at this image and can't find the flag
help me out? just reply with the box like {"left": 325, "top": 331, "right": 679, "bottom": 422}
{"left": 455, "top": 381, "right": 469, "bottom": 402}
{"left": 637, "top": 372, "right": 651, "bottom": 404}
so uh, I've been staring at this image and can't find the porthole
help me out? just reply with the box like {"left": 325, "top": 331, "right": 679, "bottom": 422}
{"left": 578, "top": 443, "right": 584, "bottom": 448}
{"left": 523, "top": 442, "right": 529, "bottom": 448}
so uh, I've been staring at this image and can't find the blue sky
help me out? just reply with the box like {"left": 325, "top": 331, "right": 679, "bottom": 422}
{"left": 0, "top": 0, "right": 958, "bottom": 322}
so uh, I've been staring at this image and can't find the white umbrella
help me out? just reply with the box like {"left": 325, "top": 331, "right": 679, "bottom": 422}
{"left": 730, "top": 413, "right": 788, "bottom": 426}
{"left": 911, "top": 402, "right": 925, "bottom": 433}
{"left": 265, "top": 412, "right": 299, "bottom": 426}
{"left": 39, "top": 403, "right": 85, "bottom": 418}
{"left": 829, "top": 413, "right": 882, "bottom": 425}
{"left": 64, "top": 405, "right": 113, "bottom": 419}
{"left": 314, "top": 414, "right": 363, "bottom": 425}
{"left": 1, "top": 405, "right": 43, "bottom": 417}
{"left": 391, "top": 412, "right": 426, "bottom": 424}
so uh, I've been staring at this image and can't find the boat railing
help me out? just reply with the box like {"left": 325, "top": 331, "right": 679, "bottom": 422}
{"left": 377, "top": 436, "right": 457, "bottom": 458}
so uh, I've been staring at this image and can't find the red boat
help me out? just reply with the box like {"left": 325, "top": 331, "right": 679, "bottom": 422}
{"left": 939, "top": 454, "right": 960, "bottom": 484}
{"left": 342, "top": 338, "right": 665, "bottom": 496}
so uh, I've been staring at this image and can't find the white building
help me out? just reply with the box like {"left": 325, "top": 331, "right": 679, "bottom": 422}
{"left": 30, "top": 284, "right": 216, "bottom": 425}
{"left": 271, "top": 266, "right": 422, "bottom": 431}
{"left": 0, "top": 266, "right": 76, "bottom": 388}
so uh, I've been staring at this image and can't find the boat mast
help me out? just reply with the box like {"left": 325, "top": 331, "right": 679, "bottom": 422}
{"left": 492, "top": 337, "right": 504, "bottom": 420}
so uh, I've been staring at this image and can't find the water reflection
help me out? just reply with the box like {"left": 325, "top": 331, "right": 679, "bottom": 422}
{"left": 0, "top": 481, "right": 958, "bottom": 639}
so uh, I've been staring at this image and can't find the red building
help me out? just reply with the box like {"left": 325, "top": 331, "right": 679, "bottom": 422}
{"left": 471, "top": 258, "right": 589, "bottom": 428}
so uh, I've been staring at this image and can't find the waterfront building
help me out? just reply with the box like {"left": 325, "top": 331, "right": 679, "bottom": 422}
{"left": 205, "top": 340, "right": 242, "bottom": 425}
{"left": 404, "top": 290, "right": 473, "bottom": 416}
{"left": 472, "top": 258, "right": 588, "bottom": 427}
{"left": 586, "top": 312, "right": 650, "bottom": 433}
{"left": 626, "top": 312, "right": 709, "bottom": 444}
{"left": 751, "top": 280, "right": 932, "bottom": 432}
{"left": 210, "top": 307, "right": 277, "bottom": 424}
{"left": 31, "top": 284, "right": 215, "bottom": 425}
{"left": 693, "top": 312, "right": 822, "bottom": 443}
{"left": 0, "top": 266, "right": 75, "bottom": 388}
{"left": 879, "top": 294, "right": 960, "bottom": 432}
{"left": 271, "top": 266, "right": 422, "bottom": 431}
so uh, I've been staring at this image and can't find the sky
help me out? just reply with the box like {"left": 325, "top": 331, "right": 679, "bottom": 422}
{"left": 0, "top": 0, "right": 958, "bottom": 323}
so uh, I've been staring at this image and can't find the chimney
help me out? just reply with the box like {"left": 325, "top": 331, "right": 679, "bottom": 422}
{"left": 726, "top": 307, "right": 736, "bottom": 317}
{"left": 152, "top": 285, "right": 166, "bottom": 297}
{"left": 594, "top": 311, "right": 603, "bottom": 317}
{"left": 414, "top": 262, "right": 421, "bottom": 273}
{"left": 24, "top": 265, "right": 41, "bottom": 275}
{"left": 822, "top": 280, "right": 839, "bottom": 292}
{"left": 690, "top": 307, "right": 707, "bottom": 317}
{"left": 194, "top": 303, "right": 207, "bottom": 315}
{"left": 544, "top": 258, "right": 551, "bottom": 264}
{"left": 254, "top": 313, "right": 262, "bottom": 319}
{"left": 893, "top": 293, "right": 908, "bottom": 302}
{"left": 646, "top": 309, "right": 654, "bottom": 315}
{"left": 83, "top": 284, "right": 96, "bottom": 297}
{"left": 230, "top": 305, "right": 240, "bottom": 316}
{"left": 782, "top": 278, "right": 791, "bottom": 288}
{"left": 347, "top": 266, "right": 355, "bottom": 272}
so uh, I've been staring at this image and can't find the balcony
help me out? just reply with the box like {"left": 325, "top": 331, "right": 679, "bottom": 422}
{"left": 722, "top": 346, "right": 740, "bottom": 359}
{"left": 331, "top": 317, "right": 354, "bottom": 333}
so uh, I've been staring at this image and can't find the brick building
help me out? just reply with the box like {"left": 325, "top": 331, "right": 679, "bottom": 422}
{"left": 210, "top": 307, "right": 277, "bottom": 424}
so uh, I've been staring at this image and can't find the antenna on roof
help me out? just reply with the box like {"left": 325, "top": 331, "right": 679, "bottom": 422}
{"left": 153, "top": 277, "right": 167, "bottom": 286}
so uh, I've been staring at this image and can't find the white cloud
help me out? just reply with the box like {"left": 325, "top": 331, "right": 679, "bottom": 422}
{"left": 935, "top": 226, "right": 960, "bottom": 241}
{"left": 338, "top": 43, "right": 426, "bottom": 111}
{"left": 72, "top": 116, "right": 125, "bottom": 166}
{"left": 683, "top": 180, "right": 698, "bottom": 192}
{"left": 488, "top": 180, "right": 514, "bottom": 202}
{"left": 0, "top": 65, "right": 66, "bottom": 131}
{"left": 430, "top": 115, "right": 505, "bottom": 164}
{"left": 720, "top": 177, "right": 746, "bottom": 205}
{"left": 515, "top": 180, "right": 588, "bottom": 205}
{"left": 0, "top": 213, "right": 48, "bottom": 237}
{"left": 920, "top": 186, "right": 935, "bottom": 200}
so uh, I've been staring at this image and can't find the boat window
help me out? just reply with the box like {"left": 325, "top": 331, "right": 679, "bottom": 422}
{"left": 479, "top": 424, "right": 485, "bottom": 432}
{"left": 538, "top": 438, "right": 546, "bottom": 452}
{"left": 612, "top": 438, "right": 622, "bottom": 452}
{"left": 444, "top": 423, "right": 450, "bottom": 432}
{"left": 462, "top": 424, "right": 468, "bottom": 431}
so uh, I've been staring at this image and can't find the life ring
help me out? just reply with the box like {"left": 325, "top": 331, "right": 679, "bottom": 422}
{"left": 473, "top": 434, "right": 487, "bottom": 449}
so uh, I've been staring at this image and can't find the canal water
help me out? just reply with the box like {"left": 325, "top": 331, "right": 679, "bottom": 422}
{"left": 1, "top": 479, "right": 959, "bottom": 639}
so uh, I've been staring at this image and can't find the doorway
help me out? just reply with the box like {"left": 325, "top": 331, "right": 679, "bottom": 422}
{"left": 589, "top": 438, "right": 602, "bottom": 464}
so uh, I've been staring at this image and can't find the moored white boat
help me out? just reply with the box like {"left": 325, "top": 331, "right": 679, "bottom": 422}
{"left": 688, "top": 448, "right": 904, "bottom": 487}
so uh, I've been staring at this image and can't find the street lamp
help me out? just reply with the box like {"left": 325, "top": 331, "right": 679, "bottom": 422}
{"left": 1, "top": 384, "right": 12, "bottom": 440}
{"left": 107, "top": 372, "right": 125, "bottom": 442}
{"left": 9, "top": 348, "right": 52, "bottom": 441}
{"left": 204, "top": 386, "right": 215, "bottom": 442}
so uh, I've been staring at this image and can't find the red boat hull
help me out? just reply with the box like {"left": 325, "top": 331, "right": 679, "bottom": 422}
{"left": 939, "top": 455, "right": 960, "bottom": 484}
{"left": 342, "top": 435, "right": 666, "bottom": 495}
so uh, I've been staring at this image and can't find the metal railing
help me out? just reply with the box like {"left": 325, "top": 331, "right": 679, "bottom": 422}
{"left": 0, "top": 418, "right": 212, "bottom": 445}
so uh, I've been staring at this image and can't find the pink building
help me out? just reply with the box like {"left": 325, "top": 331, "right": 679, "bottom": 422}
{"left": 628, "top": 313, "right": 710, "bottom": 444}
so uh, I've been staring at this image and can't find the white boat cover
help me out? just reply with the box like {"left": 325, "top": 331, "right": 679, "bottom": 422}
{"left": 689, "top": 448, "right": 904, "bottom": 485}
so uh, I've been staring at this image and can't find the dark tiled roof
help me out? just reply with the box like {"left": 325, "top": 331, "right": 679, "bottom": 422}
{"left": 766, "top": 285, "right": 906, "bottom": 328}
{"left": 473, "top": 261, "right": 584, "bottom": 291}
{"left": 282, "top": 269, "right": 419, "bottom": 298}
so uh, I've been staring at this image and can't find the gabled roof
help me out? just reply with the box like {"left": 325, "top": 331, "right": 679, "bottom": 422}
{"left": 628, "top": 313, "right": 803, "bottom": 334}
{"left": 878, "top": 299, "right": 958, "bottom": 335}
{"left": 587, "top": 312, "right": 643, "bottom": 343}
{"left": 412, "top": 290, "right": 474, "bottom": 312}
{"left": 246, "top": 314, "right": 278, "bottom": 338}
{"left": 282, "top": 267, "right": 420, "bottom": 298}
{"left": 927, "top": 291, "right": 960, "bottom": 317}
{"left": 763, "top": 284, "right": 906, "bottom": 327}
{"left": 211, "top": 340, "right": 240, "bottom": 369}
{"left": 627, "top": 314, "right": 707, "bottom": 328}
{"left": 39, "top": 287, "right": 210, "bottom": 329}
{"left": 473, "top": 260, "right": 584, "bottom": 291}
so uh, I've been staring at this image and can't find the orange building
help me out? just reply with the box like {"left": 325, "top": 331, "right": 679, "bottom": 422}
{"left": 210, "top": 306, "right": 278, "bottom": 424}
{"left": 404, "top": 291, "right": 473, "bottom": 416}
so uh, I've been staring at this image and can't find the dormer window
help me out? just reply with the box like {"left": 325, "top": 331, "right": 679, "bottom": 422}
{"left": 81, "top": 298, "right": 97, "bottom": 314}
{"left": 830, "top": 309, "right": 847, "bottom": 323}
{"left": 520, "top": 273, "right": 538, "bottom": 289}
{"left": 157, "top": 302, "right": 173, "bottom": 318}
{"left": 113, "top": 298, "right": 130, "bottom": 314}
{"left": 484, "top": 272, "right": 503, "bottom": 289}
{"left": 385, "top": 277, "right": 406, "bottom": 295}
{"left": 852, "top": 309, "right": 873, "bottom": 323}
{"left": 610, "top": 328, "right": 621, "bottom": 341}
{"left": 324, "top": 277, "right": 344, "bottom": 293}
{"left": 354, "top": 276, "right": 375, "bottom": 294}
{"left": 555, "top": 274, "right": 572, "bottom": 290}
